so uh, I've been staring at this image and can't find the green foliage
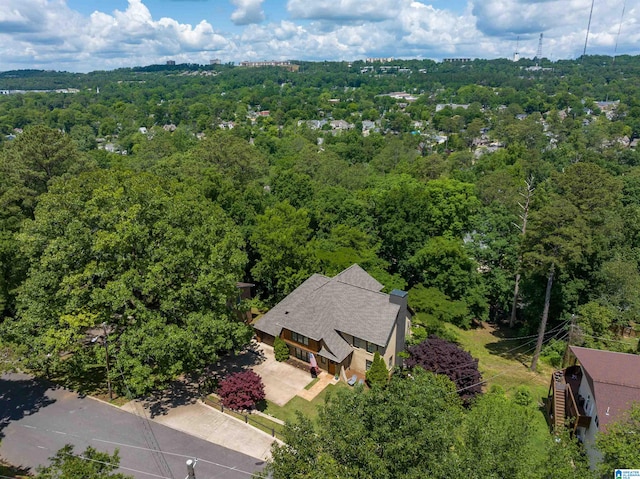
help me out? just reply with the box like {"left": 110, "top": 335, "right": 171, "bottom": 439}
{"left": 540, "top": 338, "right": 567, "bottom": 368}
{"left": 513, "top": 385, "right": 534, "bottom": 407}
{"left": 268, "top": 369, "right": 464, "bottom": 479}
{"left": 250, "top": 201, "right": 319, "bottom": 302}
{"left": 2, "top": 170, "right": 250, "bottom": 396}
{"left": 274, "top": 337, "right": 289, "bottom": 362}
{"left": 596, "top": 402, "right": 640, "bottom": 474}
{"left": 365, "top": 351, "right": 388, "bottom": 388}
{"left": 35, "top": 444, "right": 131, "bottom": 479}
{"left": 459, "top": 392, "right": 536, "bottom": 478}
{"left": 408, "top": 284, "right": 472, "bottom": 329}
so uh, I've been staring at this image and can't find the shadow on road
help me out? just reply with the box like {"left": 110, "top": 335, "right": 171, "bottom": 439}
{"left": 142, "top": 342, "right": 266, "bottom": 418}
{"left": 0, "top": 374, "right": 56, "bottom": 440}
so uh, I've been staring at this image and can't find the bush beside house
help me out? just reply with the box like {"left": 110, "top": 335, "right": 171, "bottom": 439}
{"left": 366, "top": 352, "right": 389, "bottom": 388}
{"left": 274, "top": 336, "right": 289, "bottom": 362}
{"left": 217, "top": 370, "right": 266, "bottom": 410}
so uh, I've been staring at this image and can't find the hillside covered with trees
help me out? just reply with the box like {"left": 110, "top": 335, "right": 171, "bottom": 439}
{"left": 1, "top": 58, "right": 640, "bottom": 475}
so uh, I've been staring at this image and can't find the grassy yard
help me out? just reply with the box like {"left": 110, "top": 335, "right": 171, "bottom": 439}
{"left": 447, "top": 322, "right": 555, "bottom": 459}
{"left": 260, "top": 382, "right": 349, "bottom": 425}
{"left": 449, "top": 322, "right": 553, "bottom": 402}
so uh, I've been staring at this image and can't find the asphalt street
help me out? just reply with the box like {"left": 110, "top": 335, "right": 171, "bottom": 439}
{"left": 0, "top": 373, "right": 266, "bottom": 479}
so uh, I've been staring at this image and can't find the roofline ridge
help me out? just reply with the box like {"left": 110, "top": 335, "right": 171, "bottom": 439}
{"left": 334, "top": 278, "right": 388, "bottom": 294}
{"left": 571, "top": 345, "right": 640, "bottom": 358}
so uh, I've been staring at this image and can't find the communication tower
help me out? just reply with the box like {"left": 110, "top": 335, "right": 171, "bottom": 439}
{"left": 536, "top": 33, "right": 543, "bottom": 61}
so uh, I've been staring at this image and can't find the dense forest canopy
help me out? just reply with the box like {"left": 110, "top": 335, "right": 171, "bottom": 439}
{"left": 2, "top": 55, "right": 640, "bottom": 395}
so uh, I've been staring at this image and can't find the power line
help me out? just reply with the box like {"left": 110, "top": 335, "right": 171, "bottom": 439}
{"left": 454, "top": 332, "right": 569, "bottom": 395}
{"left": 114, "top": 353, "right": 174, "bottom": 479}
{"left": 583, "top": 0, "right": 596, "bottom": 57}
{"left": 431, "top": 320, "right": 570, "bottom": 376}
{"left": 17, "top": 424, "right": 258, "bottom": 477}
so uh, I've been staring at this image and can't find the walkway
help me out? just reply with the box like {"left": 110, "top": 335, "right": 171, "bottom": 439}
{"left": 296, "top": 371, "right": 339, "bottom": 400}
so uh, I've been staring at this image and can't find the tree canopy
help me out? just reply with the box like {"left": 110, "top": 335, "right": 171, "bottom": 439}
{"left": 2, "top": 169, "right": 251, "bottom": 395}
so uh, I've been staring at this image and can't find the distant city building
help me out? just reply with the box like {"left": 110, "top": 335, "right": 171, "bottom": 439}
{"left": 210, "top": 59, "right": 221, "bottom": 65}
{"left": 239, "top": 61, "right": 299, "bottom": 72}
{"left": 365, "top": 57, "right": 394, "bottom": 63}
{"left": 166, "top": 60, "right": 176, "bottom": 66}
{"left": 442, "top": 58, "right": 472, "bottom": 63}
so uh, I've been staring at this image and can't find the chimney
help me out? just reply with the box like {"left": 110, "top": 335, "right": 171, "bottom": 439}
{"left": 389, "top": 289, "right": 408, "bottom": 308}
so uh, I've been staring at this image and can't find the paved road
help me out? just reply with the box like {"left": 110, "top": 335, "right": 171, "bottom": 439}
{"left": 0, "top": 373, "right": 266, "bottom": 479}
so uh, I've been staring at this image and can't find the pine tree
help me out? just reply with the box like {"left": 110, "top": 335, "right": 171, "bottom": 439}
{"left": 274, "top": 336, "right": 290, "bottom": 362}
{"left": 365, "top": 351, "right": 389, "bottom": 388}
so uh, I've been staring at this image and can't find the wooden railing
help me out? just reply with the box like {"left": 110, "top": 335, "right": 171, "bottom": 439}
{"left": 565, "top": 380, "right": 591, "bottom": 431}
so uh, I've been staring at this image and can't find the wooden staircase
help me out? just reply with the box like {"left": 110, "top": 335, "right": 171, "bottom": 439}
{"left": 552, "top": 371, "right": 566, "bottom": 429}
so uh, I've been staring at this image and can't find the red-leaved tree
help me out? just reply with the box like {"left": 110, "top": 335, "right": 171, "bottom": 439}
{"left": 405, "top": 335, "right": 482, "bottom": 403}
{"left": 217, "top": 370, "right": 266, "bottom": 410}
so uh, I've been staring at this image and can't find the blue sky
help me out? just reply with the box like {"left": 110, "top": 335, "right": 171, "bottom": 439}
{"left": 1, "top": 0, "right": 638, "bottom": 72}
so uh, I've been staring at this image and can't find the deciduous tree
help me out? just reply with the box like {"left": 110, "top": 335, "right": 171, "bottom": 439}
{"left": 35, "top": 444, "right": 131, "bottom": 479}
{"left": 405, "top": 335, "right": 482, "bottom": 402}
{"left": 2, "top": 170, "right": 251, "bottom": 395}
{"left": 217, "top": 370, "right": 265, "bottom": 410}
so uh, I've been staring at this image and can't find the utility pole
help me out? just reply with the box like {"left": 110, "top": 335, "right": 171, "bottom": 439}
{"left": 102, "top": 322, "right": 112, "bottom": 400}
{"left": 562, "top": 314, "right": 577, "bottom": 367}
{"left": 186, "top": 459, "right": 197, "bottom": 479}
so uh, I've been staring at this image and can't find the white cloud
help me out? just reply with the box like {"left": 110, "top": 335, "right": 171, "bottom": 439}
{"left": 0, "top": 0, "right": 638, "bottom": 72}
{"left": 230, "top": 0, "right": 265, "bottom": 25}
{"left": 287, "top": 0, "right": 401, "bottom": 22}
{"left": 0, "top": 0, "right": 233, "bottom": 71}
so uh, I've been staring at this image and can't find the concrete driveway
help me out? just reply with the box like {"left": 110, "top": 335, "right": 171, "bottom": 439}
{"left": 250, "top": 343, "right": 313, "bottom": 406}
{"left": 214, "top": 341, "right": 313, "bottom": 406}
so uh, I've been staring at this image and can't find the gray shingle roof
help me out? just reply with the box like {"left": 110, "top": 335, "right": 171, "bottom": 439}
{"left": 254, "top": 264, "right": 400, "bottom": 363}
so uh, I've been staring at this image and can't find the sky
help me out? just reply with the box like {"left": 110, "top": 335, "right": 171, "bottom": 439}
{"left": 1, "top": 0, "right": 639, "bottom": 73}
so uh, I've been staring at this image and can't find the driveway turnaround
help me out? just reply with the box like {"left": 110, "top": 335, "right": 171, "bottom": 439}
{"left": 0, "top": 373, "right": 265, "bottom": 479}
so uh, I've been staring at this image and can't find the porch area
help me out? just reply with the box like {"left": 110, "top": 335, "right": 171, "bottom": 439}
{"left": 545, "top": 365, "right": 591, "bottom": 434}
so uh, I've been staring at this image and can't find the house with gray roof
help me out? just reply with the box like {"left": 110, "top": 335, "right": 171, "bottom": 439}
{"left": 254, "top": 264, "right": 411, "bottom": 376}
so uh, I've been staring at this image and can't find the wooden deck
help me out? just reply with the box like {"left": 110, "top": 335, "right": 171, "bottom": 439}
{"left": 547, "top": 367, "right": 591, "bottom": 434}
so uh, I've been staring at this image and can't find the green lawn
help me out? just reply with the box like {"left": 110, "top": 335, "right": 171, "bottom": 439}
{"left": 260, "top": 383, "right": 349, "bottom": 425}
{"left": 447, "top": 322, "right": 554, "bottom": 458}
{"left": 448, "top": 322, "right": 553, "bottom": 401}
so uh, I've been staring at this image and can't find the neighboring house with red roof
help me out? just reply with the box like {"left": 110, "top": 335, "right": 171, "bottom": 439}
{"left": 546, "top": 346, "right": 640, "bottom": 466}
{"left": 253, "top": 264, "right": 411, "bottom": 377}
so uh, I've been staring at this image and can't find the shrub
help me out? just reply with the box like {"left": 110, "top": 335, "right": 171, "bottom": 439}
{"left": 366, "top": 351, "right": 389, "bottom": 388}
{"left": 217, "top": 370, "right": 265, "bottom": 410}
{"left": 405, "top": 335, "right": 482, "bottom": 403}
{"left": 540, "top": 338, "right": 566, "bottom": 368}
{"left": 274, "top": 336, "right": 289, "bottom": 362}
{"left": 513, "top": 385, "right": 534, "bottom": 407}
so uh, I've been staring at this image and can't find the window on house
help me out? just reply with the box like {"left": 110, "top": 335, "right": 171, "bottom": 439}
{"left": 388, "top": 356, "right": 393, "bottom": 367}
{"left": 291, "top": 332, "right": 309, "bottom": 346}
{"left": 294, "top": 347, "right": 309, "bottom": 362}
{"left": 354, "top": 337, "right": 365, "bottom": 349}
{"left": 366, "top": 360, "right": 372, "bottom": 371}
{"left": 320, "top": 356, "right": 326, "bottom": 364}
{"left": 366, "top": 342, "right": 376, "bottom": 353}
